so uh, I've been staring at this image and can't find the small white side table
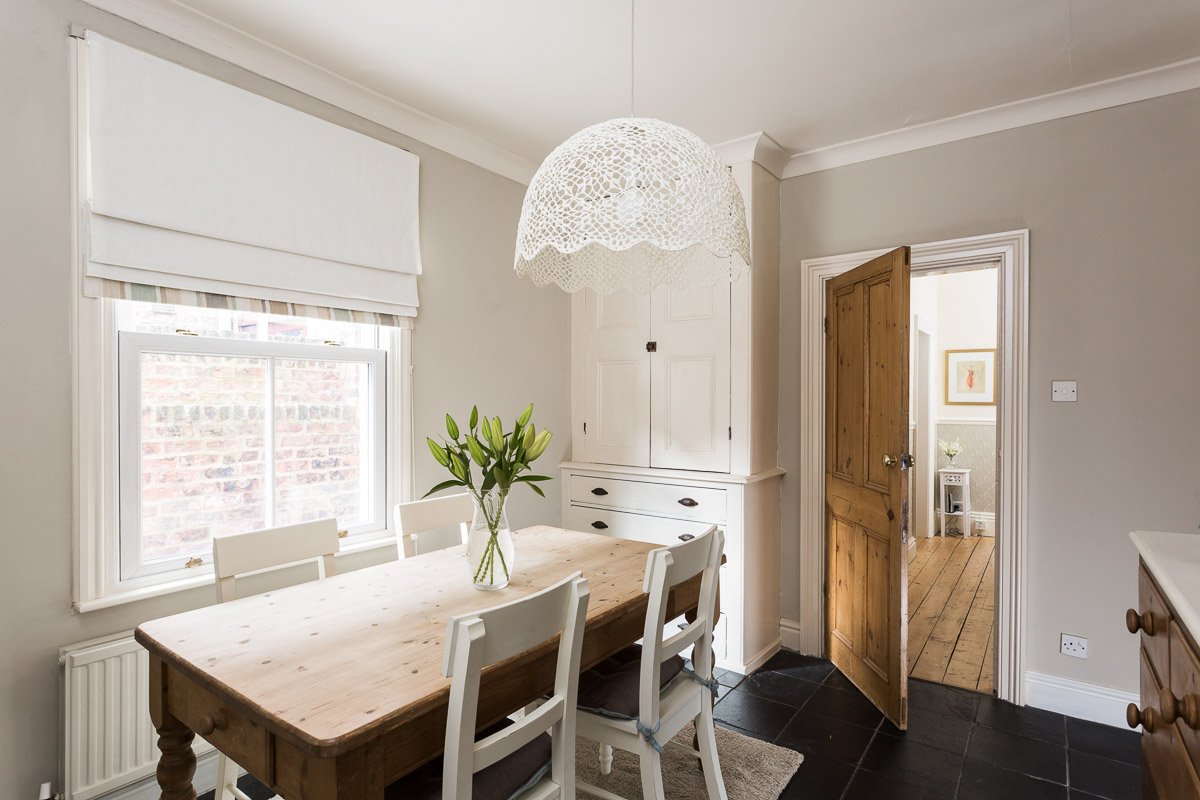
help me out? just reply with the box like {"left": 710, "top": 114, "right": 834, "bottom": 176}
{"left": 938, "top": 467, "right": 972, "bottom": 537}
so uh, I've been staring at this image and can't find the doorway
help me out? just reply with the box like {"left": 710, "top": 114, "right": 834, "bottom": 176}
{"left": 907, "top": 266, "right": 1000, "bottom": 694}
{"left": 796, "top": 230, "right": 1029, "bottom": 709}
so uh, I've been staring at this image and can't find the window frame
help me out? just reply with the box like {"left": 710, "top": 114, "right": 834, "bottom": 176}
{"left": 116, "top": 330, "right": 389, "bottom": 583}
{"left": 72, "top": 298, "right": 413, "bottom": 611}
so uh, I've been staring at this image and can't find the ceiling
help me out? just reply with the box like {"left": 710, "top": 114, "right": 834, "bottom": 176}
{"left": 154, "top": 0, "right": 1200, "bottom": 176}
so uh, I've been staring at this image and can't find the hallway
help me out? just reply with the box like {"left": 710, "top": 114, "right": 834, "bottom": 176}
{"left": 908, "top": 535, "right": 996, "bottom": 694}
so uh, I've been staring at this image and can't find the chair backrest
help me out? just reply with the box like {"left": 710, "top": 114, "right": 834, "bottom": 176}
{"left": 442, "top": 572, "right": 591, "bottom": 800}
{"left": 638, "top": 525, "right": 723, "bottom": 725}
{"left": 393, "top": 493, "right": 474, "bottom": 558}
{"left": 211, "top": 518, "right": 340, "bottom": 603}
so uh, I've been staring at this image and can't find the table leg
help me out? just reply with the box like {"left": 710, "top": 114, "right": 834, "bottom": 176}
{"left": 154, "top": 713, "right": 197, "bottom": 800}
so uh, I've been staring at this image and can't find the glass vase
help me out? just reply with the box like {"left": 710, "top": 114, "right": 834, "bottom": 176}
{"left": 467, "top": 490, "right": 515, "bottom": 590}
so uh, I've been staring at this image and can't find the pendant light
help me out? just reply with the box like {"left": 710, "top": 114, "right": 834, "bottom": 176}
{"left": 513, "top": 2, "right": 750, "bottom": 294}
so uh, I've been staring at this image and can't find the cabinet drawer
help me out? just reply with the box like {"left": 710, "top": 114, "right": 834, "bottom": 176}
{"left": 568, "top": 475, "right": 727, "bottom": 523}
{"left": 941, "top": 473, "right": 964, "bottom": 485}
{"left": 567, "top": 504, "right": 715, "bottom": 548}
{"left": 1141, "top": 648, "right": 1200, "bottom": 799}
{"left": 1139, "top": 564, "right": 1174, "bottom": 687}
{"left": 1170, "top": 622, "right": 1200, "bottom": 768}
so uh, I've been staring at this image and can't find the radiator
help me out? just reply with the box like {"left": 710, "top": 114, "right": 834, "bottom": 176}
{"left": 60, "top": 632, "right": 213, "bottom": 800}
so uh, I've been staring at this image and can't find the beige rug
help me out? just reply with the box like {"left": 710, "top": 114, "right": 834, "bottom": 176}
{"left": 576, "top": 723, "right": 803, "bottom": 800}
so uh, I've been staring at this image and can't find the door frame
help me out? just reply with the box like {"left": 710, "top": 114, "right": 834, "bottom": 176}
{"left": 797, "top": 230, "right": 1029, "bottom": 704}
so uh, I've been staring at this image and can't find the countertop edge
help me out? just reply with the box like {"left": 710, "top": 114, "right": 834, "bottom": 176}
{"left": 1129, "top": 529, "right": 1200, "bottom": 639}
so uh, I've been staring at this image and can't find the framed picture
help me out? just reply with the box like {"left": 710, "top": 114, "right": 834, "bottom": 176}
{"left": 945, "top": 348, "right": 996, "bottom": 405}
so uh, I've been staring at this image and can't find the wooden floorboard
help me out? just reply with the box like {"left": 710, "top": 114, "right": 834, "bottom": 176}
{"left": 907, "top": 536, "right": 974, "bottom": 671}
{"left": 906, "top": 535, "right": 996, "bottom": 694}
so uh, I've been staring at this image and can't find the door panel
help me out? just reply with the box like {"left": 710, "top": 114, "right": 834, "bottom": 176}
{"left": 825, "top": 247, "right": 911, "bottom": 729}
{"left": 584, "top": 290, "right": 651, "bottom": 466}
{"left": 650, "top": 282, "right": 731, "bottom": 471}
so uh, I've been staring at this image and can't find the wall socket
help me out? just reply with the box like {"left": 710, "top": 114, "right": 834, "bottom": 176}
{"left": 1061, "top": 633, "right": 1088, "bottom": 659}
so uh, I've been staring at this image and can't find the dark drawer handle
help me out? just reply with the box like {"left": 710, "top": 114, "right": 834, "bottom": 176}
{"left": 591, "top": 521, "right": 608, "bottom": 530}
{"left": 678, "top": 497, "right": 699, "bottom": 507}
{"left": 1126, "top": 608, "right": 1157, "bottom": 636}
{"left": 197, "top": 711, "right": 227, "bottom": 736}
{"left": 1159, "top": 689, "right": 1200, "bottom": 729}
{"left": 1127, "top": 703, "right": 1159, "bottom": 732}
{"left": 591, "top": 487, "right": 609, "bottom": 496}
{"left": 678, "top": 534, "right": 695, "bottom": 542}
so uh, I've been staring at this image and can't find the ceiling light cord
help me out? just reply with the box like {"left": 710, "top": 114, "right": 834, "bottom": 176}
{"left": 629, "top": 0, "right": 635, "bottom": 117}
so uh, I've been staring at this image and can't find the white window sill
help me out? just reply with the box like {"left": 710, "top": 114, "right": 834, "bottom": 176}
{"left": 74, "top": 533, "right": 399, "bottom": 613}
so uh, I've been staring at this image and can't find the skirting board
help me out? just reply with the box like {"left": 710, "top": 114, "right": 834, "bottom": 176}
{"left": 102, "top": 750, "right": 223, "bottom": 800}
{"left": 780, "top": 618, "right": 806, "bottom": 654}
{"left": 1025, "top": 670, "right": 1138, "bottom": 729}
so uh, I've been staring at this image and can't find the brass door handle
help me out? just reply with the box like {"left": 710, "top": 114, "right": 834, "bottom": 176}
{"left": 882, "top": 454, "right": 898, "bottom": 468}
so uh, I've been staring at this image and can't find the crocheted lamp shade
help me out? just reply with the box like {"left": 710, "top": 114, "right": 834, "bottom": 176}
{"left": 514, "top": 117, "right": 750, "bottom": 294}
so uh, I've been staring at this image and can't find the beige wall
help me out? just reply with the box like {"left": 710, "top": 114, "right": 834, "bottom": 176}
{"left": 0, "top": 1, "right": 568, "bottom": 796}
{"left": 779, "top": 88, "right": 1200, "bottom": 694}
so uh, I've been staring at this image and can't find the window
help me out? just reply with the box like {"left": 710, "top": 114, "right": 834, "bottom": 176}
{"left": 77, "top": 301, "right": 409, "bottom": 605}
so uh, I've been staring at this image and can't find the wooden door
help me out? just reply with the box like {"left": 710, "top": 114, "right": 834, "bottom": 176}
{"left": 584, "top": 290, "right": 651, "bottom": 466}
{"left": 825, "top": 247, "right": 911, "bottom": 729}
{"left": 649, "top": 281, "right": 731, "bottom": 472}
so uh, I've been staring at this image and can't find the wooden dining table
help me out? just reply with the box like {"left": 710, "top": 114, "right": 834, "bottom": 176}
{"left": 136, "top": 526, "right": 713, "bottom": 800}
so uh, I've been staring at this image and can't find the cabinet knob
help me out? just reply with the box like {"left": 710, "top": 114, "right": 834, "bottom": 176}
{"left": 678, "top": 497, "right": 699, "bottom": 508}
{"left": 591, "top": 487, "right": 609, "bottom": 496}
{"left": 1159, "top": 689, "right": 1200, "bottom": 729}
{"left": 1127, "top": 703, "right": 1159, "bottom": 732}
{"left": 1126, "top": 608, "right": 1157, "bottom": 636}
{"left": 591, "top": 521, "right": 608, "bottom": 530}
{"left": 678, "top": 534, "right": 696, "bottom": 542}
{"left": 196, "top": 711, "right": 227, "bottom": 736}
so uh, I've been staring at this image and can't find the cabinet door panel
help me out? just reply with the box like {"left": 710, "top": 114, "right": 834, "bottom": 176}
{"left": 650, "top": 282, "right": 731, "bottom": 471}
{"left": 584, "top": 290, "right": 651, "bottom": 466}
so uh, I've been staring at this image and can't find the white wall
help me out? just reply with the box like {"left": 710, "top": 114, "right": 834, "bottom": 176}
{"left": 779, "top": 87, "right": 1200, "bottom": 698}
{"left": 0, "top": 2, "right": 569, "bottom": 797}
{"left": 934, "top": 269, "right": 998, "bottom": 423}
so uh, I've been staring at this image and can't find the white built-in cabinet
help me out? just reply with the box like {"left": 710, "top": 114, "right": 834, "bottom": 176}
{"left": 564, "top": 159, "right": 785, "bottom": 674}
{"left": 583, "top": 282, "right": 731, "bottom": 472}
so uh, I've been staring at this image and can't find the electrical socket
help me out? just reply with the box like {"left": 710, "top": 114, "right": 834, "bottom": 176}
{"left": 1061, "top": 633, "right": 1088, "bottom": 659}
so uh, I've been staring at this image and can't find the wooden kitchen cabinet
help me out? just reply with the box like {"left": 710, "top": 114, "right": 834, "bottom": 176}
{"left": 1128, "top": 531, "right": 1200, "bottom": 800}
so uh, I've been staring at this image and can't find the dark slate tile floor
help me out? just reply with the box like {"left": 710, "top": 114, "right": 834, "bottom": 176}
{"left": 201, "top": 650, "right": 1143, "bottom": 800}
{"left": 714, "top": 650, "right": 1143, "bottom": 800}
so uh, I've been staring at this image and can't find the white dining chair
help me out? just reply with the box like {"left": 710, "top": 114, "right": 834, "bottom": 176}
{"left": 385, "top": 572, "right": 590, "bottom": 800}
{"left": 209, "top": 517, "right": 341, "bottom": 800}
{"left": 576, "top": 525, "right": 727, "bottom": 800}
{"left": 394, "top": 492, "right": 474, "bottom": 558}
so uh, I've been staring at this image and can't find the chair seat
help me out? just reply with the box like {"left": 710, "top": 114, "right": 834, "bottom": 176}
{"left": 385, "top": 718, "right": 551, "bottom": 800}
{"left": 578, "top": 644, "right": 685, "bottom": 719}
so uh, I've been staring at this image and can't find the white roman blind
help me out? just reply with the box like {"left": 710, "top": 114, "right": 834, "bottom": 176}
{"left": 83, "top": 34, "right": 421, "bottom": 320}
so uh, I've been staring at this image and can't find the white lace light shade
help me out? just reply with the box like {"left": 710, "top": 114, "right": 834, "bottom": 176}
{"left": 514, "top": 117, "right": 751, "bottom": 294}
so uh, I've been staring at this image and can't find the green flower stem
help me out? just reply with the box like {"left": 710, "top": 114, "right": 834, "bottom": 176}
{"left": 469, "top": 487, "right": 510, "bottom": 586}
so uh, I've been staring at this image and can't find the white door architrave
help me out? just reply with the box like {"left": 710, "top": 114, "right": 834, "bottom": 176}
{"left": 796, "top": 230, "right": 1029, "bottom": 704}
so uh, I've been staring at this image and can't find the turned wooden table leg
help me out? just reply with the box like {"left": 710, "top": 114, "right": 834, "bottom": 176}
{"left": 155, "top": 713, "right": 197, "bottom": 800}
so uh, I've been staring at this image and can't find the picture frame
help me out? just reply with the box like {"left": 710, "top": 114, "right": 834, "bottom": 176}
{"left": 945, "top": 348, "right": 996, "bottom": 405}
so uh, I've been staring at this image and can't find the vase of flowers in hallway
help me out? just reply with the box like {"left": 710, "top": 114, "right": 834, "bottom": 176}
{"left": 425, "top": 404, "right": 553, "bottom": 590}
{"left": 939, "top": 438, "right": 963, "bottom": 468}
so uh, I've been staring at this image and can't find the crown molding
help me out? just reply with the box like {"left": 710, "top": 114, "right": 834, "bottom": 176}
{"left": 783, "top": 55, "right": 1200, "bottom": 178}
{"left": 713, "top": 131, "right": 788, "bottom": 179}
{"left": 80, "top": 0, "right": 538, "bottom": 185}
